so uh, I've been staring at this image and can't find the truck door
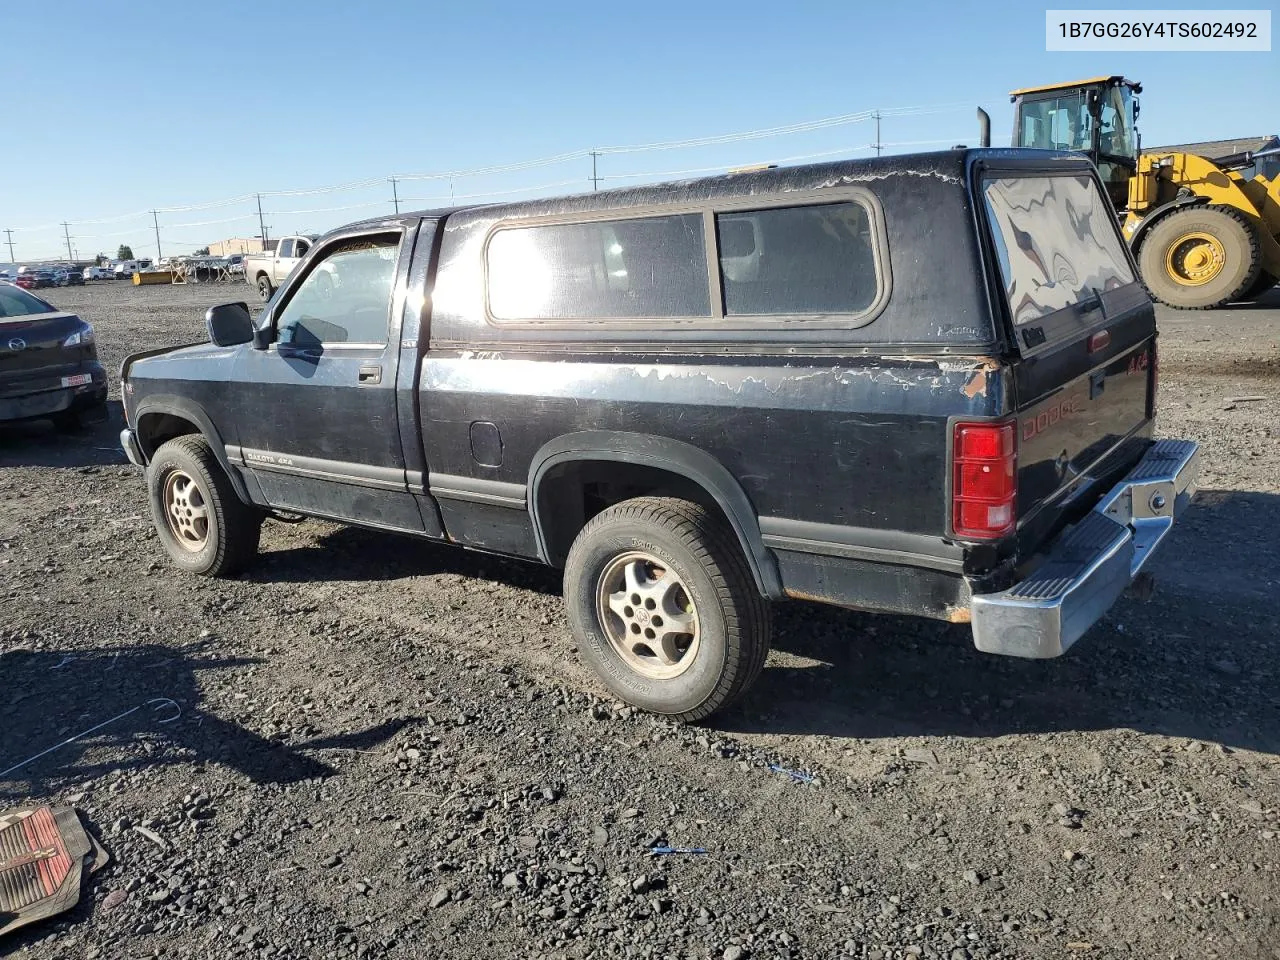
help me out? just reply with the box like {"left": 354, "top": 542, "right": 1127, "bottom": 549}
{"left": 274, "top": 238, "right": 294, "bottom": 283}
{"left": 229, "top": 226, "right": 437, "bottom": 534}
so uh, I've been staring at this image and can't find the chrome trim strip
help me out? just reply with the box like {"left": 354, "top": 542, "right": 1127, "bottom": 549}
{"left": 236, "top": 447, "right": 408, "bottom": 491}
{"left": 429, "top": 473, "right": 526, "bottom": 509}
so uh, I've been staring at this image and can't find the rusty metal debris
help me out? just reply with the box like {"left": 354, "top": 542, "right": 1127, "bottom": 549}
{"left": 0, "top": 806, "right": 108, "bottom": 938}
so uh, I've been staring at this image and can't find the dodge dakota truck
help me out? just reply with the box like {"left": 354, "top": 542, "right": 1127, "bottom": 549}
{"left": 244, "top": 235, "right": 318, "bottom": 301}
{"left": 119, "top": 148, "right": 1199, "bottom": 721}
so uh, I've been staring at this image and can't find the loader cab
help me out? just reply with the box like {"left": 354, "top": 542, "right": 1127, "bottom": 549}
{"left": 1011, "top": 76, "right": 1141, "bottom": 211}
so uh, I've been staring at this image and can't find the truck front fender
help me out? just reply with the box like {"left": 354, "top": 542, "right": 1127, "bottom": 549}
{"left": 132, "top": 396, "right": 253, "bottom": 505}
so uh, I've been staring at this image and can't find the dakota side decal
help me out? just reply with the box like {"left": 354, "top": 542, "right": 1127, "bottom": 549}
{"left": 244, "top": 451, "right": 295, "bottom": 467}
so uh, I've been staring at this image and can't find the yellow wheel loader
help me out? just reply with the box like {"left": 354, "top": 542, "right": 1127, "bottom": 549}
{"left": 1009, "top": 76, "right": 1280, "bottom": 309}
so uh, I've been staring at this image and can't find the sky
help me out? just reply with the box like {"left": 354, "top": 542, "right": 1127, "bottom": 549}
{"left": 1, "top": 0, "right": 1274, "bottom": 262}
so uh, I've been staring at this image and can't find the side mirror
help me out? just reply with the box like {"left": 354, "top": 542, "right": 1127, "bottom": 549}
{"left": 205, "top": 302, "right": 254, "bottom": 347}
{"left": 252, "top": 324, "right": 274, "bottom": 350}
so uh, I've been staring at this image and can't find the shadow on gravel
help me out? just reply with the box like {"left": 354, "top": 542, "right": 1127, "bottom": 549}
{"left": 723, "top": 489, "right": 1280, "bottom": 756}
{"left": 1229, "top": 285, "right": 1280, "bottom": 309}
{"left": 250, "top": 523, "right": 562, "bottom": 595}
{"left": 0, "top": 643, "right": 337, "bottom": 800}
{"left": 0, "top": 401, "right": 129, "bottom": 469}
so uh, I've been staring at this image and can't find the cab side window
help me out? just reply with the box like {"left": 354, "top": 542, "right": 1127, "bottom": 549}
{"left": 277, "top": 239, "right": 294, "bottom": 259}
{"left": 275, "top": 234, "right": 400, "bottom": 347}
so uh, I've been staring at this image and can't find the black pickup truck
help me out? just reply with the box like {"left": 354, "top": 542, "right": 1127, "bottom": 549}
{"left": 120, "top": 148, "right": 1199, "bottom": 721}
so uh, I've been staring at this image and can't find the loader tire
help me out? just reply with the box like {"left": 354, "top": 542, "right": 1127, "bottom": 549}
{"left": 1138, "top": 205, "right": 1261, "bottom": 310}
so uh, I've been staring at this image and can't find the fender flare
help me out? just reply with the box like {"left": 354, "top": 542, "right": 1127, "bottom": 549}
{"left": 1127, "top": 194, "right": 1211, "bottom": 253}
{"left": 132, "top": 396, "right": 252, "bottom": 504}
{"left": 527, "top": 431, "right": 784, "bottom": 599}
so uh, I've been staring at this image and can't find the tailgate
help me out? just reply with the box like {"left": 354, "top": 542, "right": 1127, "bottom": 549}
{"left": 981, "top": 171, "right": 1156, "bottom": 547}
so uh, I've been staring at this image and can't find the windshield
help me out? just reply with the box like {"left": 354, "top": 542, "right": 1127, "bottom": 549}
{"left": 0, "top": 285, "right": 57, "bottom": 319}
{"left": 983, "top": 174, "right": 1135, "bottom": 325}
{"left": 1017, "top": 91, "right": 1092, "bottom": 152}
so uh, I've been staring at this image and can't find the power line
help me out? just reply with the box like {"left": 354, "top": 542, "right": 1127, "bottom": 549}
{"left": 7, "top": 101, "right": 992, "bottom": 234}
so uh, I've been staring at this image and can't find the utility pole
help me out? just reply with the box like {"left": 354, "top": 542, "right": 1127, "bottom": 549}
{"left": 62, "top": 222, "right": 74, "bottom": 261}
{"left": 3, "top": 229, "right": 14, "bottom": 262}
{"left": 256, "top": 194, "right": 268, "bottom": 247}
{"left": 590, "top": 151, "right": 601, "bottom": 191}
{"left": 874, "top": 111, "right": 882, "bottom": 157}
{"left": 390, "top": 177, "right": 400, "bottom": 214}
{"left": 152, "top": 210, "right": 163, "bottom": 261}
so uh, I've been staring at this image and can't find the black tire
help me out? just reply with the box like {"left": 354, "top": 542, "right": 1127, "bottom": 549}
{"left": 256, "top": 274, "right": 274, "bottom": 301}
{"left": 52, "top": 399, "right": 108, "bottom": 432}
{"left": 1242, "top": 270, "right": 1278, "bottom": 300}
{"left": 50, "top": 408, "right": 85, "bottom": 432}
{"left": 1138, "top": 205, "right": 1261, "bottom": 310}
{"left": 563, "top": 496, "right": 771, "bottom": 722}
{"left": 147, "top": 435, "right": 261, "bottom": 577}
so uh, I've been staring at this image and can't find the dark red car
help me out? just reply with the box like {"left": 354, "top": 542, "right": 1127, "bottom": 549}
{"left": 15, "top": 271, "right": 54, "bottom": 290}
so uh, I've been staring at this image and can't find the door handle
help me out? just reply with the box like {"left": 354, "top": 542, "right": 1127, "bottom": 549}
{"left": 1089, "top": 370, "right": 1106, "bottom": 399}
{"left": 358, "top": 364, "right": 382, "bottom": 385}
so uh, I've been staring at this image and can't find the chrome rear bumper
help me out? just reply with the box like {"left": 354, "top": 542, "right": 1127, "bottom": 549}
{"left": 970, "top": 438, "right": 1199, "bottom": 659}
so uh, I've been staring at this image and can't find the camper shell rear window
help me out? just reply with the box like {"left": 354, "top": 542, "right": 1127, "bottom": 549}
{"left": 982, "top": 173, "right": 1135, "bottom": 326}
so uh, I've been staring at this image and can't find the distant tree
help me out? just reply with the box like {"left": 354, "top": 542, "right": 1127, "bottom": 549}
{"left": 95, "top": 254, "right": 106, "bottom": 266}
{"left": 194, "top": 247, "right": 210, "bottom": 256}
{"left": 117, "top": 244, "right": 134, "bottom": 260}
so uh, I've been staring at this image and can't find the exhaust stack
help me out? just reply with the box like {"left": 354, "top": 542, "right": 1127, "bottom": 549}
{"left": 977, "top": 108, "right": 991, "bottom": 149}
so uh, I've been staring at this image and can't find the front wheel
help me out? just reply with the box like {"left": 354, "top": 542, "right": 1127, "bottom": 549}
{"left": 256, "top": 274, "right": 274, "bottom": 301}
{"left": 563, "top": 497, "right": 771, "bottom": 722}
{"left": 51, "top": 399, "right": 108, "bottom": 432}
{"left": 1138, "top": 205, "right": 1261, "bottom": 309}
{"left": 147, "top": 435, "right": 261, "bottom": 576}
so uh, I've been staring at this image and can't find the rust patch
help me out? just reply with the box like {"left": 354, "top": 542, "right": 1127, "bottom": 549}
{"left": 945, "top": 605, "right": 973, "bottom": 624}
{"left": 783, "top": 588, "right": 829, "bottom": 604}
{"left": 961, "top": 358, "right": 1002, "bottom": 400}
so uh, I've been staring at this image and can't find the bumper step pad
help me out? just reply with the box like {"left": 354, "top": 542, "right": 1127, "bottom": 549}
{"left": 0, "top": 806, "right": 107, "bottom": 939}
{"left": 971, "top": 438, "right": 1199, "bottom": 659}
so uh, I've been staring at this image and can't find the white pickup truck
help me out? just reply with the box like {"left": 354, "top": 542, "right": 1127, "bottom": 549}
{"left": 244, "top": 235, "right": 318, "bottom": 301}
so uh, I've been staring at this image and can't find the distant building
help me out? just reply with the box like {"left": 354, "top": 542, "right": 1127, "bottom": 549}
{"left": 207, "top": 238, "right": 267, "bottom": 257}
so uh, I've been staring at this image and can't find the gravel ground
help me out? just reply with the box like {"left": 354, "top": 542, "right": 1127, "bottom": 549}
{"left": 1, "top": 281, "right": 1278, "bottom": 960}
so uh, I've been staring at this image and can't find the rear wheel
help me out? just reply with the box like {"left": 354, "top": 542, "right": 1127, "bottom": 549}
{"left": 1138, "top": 205, "right": 1261, "bottom": 309}
{"left": 147, "top": 435, "right": 261, "bottom": 576}
{"left": 256, "top": 274, "right": 274, "bottom": 301}
{"left": 52, "top": 399, "right": 108, "bottom": 432}
{"left": 563, "top": 496, "right": 771, "bottom": 722}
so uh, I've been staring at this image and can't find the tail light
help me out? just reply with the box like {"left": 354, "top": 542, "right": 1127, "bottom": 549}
{"left": 952, "top": 420, "right": 1017, "bottom": 540}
